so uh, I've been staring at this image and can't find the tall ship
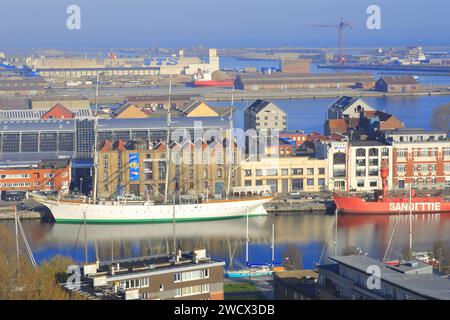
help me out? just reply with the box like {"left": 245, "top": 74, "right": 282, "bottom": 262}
{"left": 192, "top": 69, "right": 234, "bottom": 87}
{"left": 32, "top": 94, "right": 272, "bottom": 224}
{"left": 334, "top": 163, "right": 450, "bottom": 215}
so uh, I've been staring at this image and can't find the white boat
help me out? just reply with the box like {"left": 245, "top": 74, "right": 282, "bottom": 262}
{"left": 31, "top": 194, "right": 272, "bottom": 224}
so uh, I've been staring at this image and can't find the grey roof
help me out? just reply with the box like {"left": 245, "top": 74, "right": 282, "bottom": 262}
{"left": 328, "top": 255, "right": 450, "bottom": 300}
{"left": 349, "top": 140, "right": 390, "bottom": 147}
{"left": 0, "top": 152, "right": 75, "bottom": 165}
{"left": 383, "top": 128, "right": 447, "bottom": 135}
{"left": 379, "top": 75, "right": 418, "bottom": 85}
{"left": 0, "top": 108, "right": 92, "bottom": 120}
{"left": 246, "top": 99, "right": 285, "bottom": 114}
{"left": 0, "top": 119, "right": 76, "bottom": 132}
{"left": 98, "top": 116, "right": 231, "bottom": 131}
{"left": 329, "top": 96, "right": 359, "bottom": 110}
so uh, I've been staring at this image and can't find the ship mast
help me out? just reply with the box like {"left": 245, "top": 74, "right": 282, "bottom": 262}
{"left": 92, "top": 116, "right": 99, "bottom": 204}
{"left": 226, "top": 85, "right": 235, "bottom": 198}
{"left": 164, "top": 75, "right": 172, "bottom": 204}
{"left": 409, "top": 183, "right": 413, "bottom": 256}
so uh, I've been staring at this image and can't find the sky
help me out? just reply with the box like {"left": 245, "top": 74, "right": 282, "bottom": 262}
{"left": 0, "top": 0, "right": 449, "bottom": 49}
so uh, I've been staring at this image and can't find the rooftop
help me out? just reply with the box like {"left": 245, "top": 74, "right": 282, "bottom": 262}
{"left": 327, "top": 255, "right": 450, "bottom": 300}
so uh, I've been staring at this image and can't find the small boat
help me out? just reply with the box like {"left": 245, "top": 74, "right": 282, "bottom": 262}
{"left": 225, "top": 265, "right": 272, "bottom": 278}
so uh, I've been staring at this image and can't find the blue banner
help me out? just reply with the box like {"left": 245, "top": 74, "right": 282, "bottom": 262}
{"left": 129, "top": 153, "right": 140, "bottom": 181}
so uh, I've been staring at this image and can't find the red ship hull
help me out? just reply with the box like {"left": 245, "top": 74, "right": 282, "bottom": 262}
{"left": 333, "top": 193, "right": 450, "bottom": 215}
{"left": 193, "top": 80, "right": 234, "bottom": 87}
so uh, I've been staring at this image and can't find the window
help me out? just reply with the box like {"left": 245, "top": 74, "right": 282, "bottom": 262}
{"left": 245, "top": 180, "right": 252, "bottom": 187}
{"left": 398, "top": 180, "right": 405, "bottom": 189}
{"left": 307, "top": 168, "right": 314, "bottom": 175}
{"left": 397, "top": 165, "right": 406, "bottom": 173}
{"left": 281, "top": 168, "right": 289, "bottom": 176}
{"left": 266, "top": 169, "right": 278, "bottom": 176}
{"left": 357, "top": 180, "right": 365, "bottom": 188}
{"left": 444, "top": 148, "right": 450, "bottom": 156}
{"left": 445, "top": 164, "right": 450, "bottom": 172}
{"left": 356, "top": 169, "right": 365, "bottom": 177}
{"left": 369, "top": 148, "right": 378, "bottom": 157}
{"left": 370, "top": 181, "right": 378, "bottom": 187}
{"left": 318, "top": 168, "right": 325, "bottom": 175}
{"left": 244, "top": 169, "right": 252, "bottom": 177}
{"left": 318, "top": 178, "right": 325, "bottom": 186}
{"left": 307, "top": 179, "right": 314, "bottom": 186}
{"left": 397, "top": 149, "right": 406, "bottom": 158}
{"left": 217, "top": 168, "right": 222, "bottom": 177}
{"left": 159, "top": 284, "right": 164, "bottom": 291}
{"left": 292, "top": 168, "right": 303, "bottom": 175}
{"left": 356, "top": 148, "right": 366, "bottom": 157}
{"left": 256, "top": 169, "right": 263, "bottom": 176}
{"left": 381, "top": 147, "right": 389, "bottom": 156}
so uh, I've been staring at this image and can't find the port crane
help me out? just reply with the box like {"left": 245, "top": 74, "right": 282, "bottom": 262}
{"left": 312, "top": 18, "right": 352, "bottom": 64}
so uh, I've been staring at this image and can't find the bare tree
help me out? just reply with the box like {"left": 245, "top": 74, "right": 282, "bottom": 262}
{"left": 431, "top": 103, "right": 450, "bottom": 132}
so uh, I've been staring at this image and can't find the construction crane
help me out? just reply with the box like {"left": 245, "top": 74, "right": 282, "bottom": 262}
{"left": 312, "top": 18, "right": 351, "bottom": 64}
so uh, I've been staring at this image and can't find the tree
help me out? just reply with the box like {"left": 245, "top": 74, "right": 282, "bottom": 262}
{"left": 431, "top": 103, "right": 450, "bottom": 132}
{"left": 0, "top": 225, "right": 83, "bottom": 300}
{"left": 282, "top": 245, "right": 303, "bottom": 271}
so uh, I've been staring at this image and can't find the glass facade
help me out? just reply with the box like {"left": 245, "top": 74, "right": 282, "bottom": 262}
{"left": 21, "top": 133, "right": 39, "bottom": 152}
{"left": 40, "top": 132, "right": 57, "bottom": 152}
{"left": 2, "top": 133, "right": 20, "bottom": 153}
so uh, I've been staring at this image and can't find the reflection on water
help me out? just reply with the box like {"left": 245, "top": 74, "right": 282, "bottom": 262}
{"left": 6, "top": 213, "right": 450, "bottom": 270}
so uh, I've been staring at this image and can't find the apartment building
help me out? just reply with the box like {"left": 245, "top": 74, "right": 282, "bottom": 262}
{"left": 318, "top": 255, "right": 450, "bottom": 300}
{"left": 74, "top": 250, "right": 225, "bottom": 300}
{"left": 384, "top": 128, "right": 450, "bottom": 190}
{"left": 244, "top": 99, "right": 287, "bottom": 132}
{"left": 239, "top": 156, "right": 328, "bottom": 193}
{"left": 317, "top": 140, "right": 392, "bottom": 192}
{"left": 0, "top": 159, "right": 71, "bottom": 195}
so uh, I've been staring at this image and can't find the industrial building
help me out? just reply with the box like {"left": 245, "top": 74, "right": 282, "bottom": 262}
{"left": 375, "top": 75, "right": 419, "bottom": 93}
{"left": 26, "top": 49, "right": 220, "bottom": 79}
{"left": 71, "top": 250, "right": 225, "bottom": 300}
{"left": 29, "top": 96, "right": 91, "bottom": 110}
{"left": 0, "top": 78, "right": 46, "bottom": 96}
{"left": 235, "top": 72, "right": 374, "bottom": 90}
{"left": 279, "top": 59, "right": 311, "bottom": 73}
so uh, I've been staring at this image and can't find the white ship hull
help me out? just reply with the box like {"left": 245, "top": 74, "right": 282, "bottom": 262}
{"left": 32, "top": 195, "right": 272, "bottom": 224}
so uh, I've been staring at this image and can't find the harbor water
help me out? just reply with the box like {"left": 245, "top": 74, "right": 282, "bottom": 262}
{"left": 2, "top": 212, "right": 449, "bottom": 269}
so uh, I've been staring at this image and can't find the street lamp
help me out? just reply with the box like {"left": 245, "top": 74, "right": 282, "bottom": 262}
{"left": 80, "top": 177, "right": 83, "bottom": 195}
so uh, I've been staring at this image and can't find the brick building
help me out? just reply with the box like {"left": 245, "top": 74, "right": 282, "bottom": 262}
{"left": 0, "top": 160, "right": 71, "bottom": 195}
{"left": 97, "top": 138, "right": 242, "bottom": 200}
{"left": 375, "top": 76, "right": 419, "bottom": 93}
{"left": 384, "top": 129, "right": 450, "bottom": 190}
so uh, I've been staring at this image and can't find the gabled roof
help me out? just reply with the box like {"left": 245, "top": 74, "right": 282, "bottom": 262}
{"left": 40, "top": 103, "right": 74, "bottom": 119}
{"left": 112, "top": 103, "right": 148, "bottom": 119}
{"left": 379, "top": 75, "right": 418, "bottom": 85}
{"left": 327, "top": 119, "right": 348, "bottom": 133}
{"left": 113, "top": 139, "right": 127, "bottom": 151}
{"left": 99, "top": 140, "right": 113, "bottom": 152}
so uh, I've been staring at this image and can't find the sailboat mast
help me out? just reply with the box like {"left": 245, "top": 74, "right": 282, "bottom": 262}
{"left": 271, "top": 223, "right": 275, "bottom": 268}
{"left": 164, "top": 75, "right": 172, "bottom": 204}
{"left": 246, "top": 207, "right": 249, "bottom": 267}
{"left": 15, "top": 205, "right": 20, "bottom": 280}
{"left": 92, "top": 117, "right": 99, "bottom": 204}
{"left": 409, "top": 183, "right": 413, "bottom": 256}
{"left": 226, "top": 85, "right": 235, "bottom": 197}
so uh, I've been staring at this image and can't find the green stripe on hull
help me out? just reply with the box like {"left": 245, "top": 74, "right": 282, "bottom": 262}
{"left": 54, "top": 213, "right": 267, "bottom": 224}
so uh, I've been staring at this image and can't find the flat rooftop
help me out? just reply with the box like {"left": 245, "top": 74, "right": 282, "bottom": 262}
{"left": 328, "top": 255, "right": 450, "bottom": 300}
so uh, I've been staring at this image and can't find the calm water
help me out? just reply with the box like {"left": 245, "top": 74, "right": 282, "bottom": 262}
{"left": 4, "top": 213, "right": 450, "bottom": 269}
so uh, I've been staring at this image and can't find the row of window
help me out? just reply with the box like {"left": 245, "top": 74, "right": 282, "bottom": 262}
{"left": 244, "top": 168, "right": 325, "bottom": 177}
{"left": 174, "top": 269, "right": 209, "bottom": 283}
{"left": 355, "top": 148, "right": 389, "bottom": 157}
{"left": 120, "top": 277, "right": 149, "bottom": 290}
{"left": 175, "top": 284, "right": 210, "bottom": 298}
{"left": 397, "top": 148, "right": 450, "bottom": 158}
{"left": 244, "top": 178, "right": 326, "bottom": 188}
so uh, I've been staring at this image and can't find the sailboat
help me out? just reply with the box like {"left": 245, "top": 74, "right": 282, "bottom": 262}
{"left": 31, "top": 82, "right": 273, "bottom": 224}
{"left": 225, "top": 215, "right": 283, "bottom": 278}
